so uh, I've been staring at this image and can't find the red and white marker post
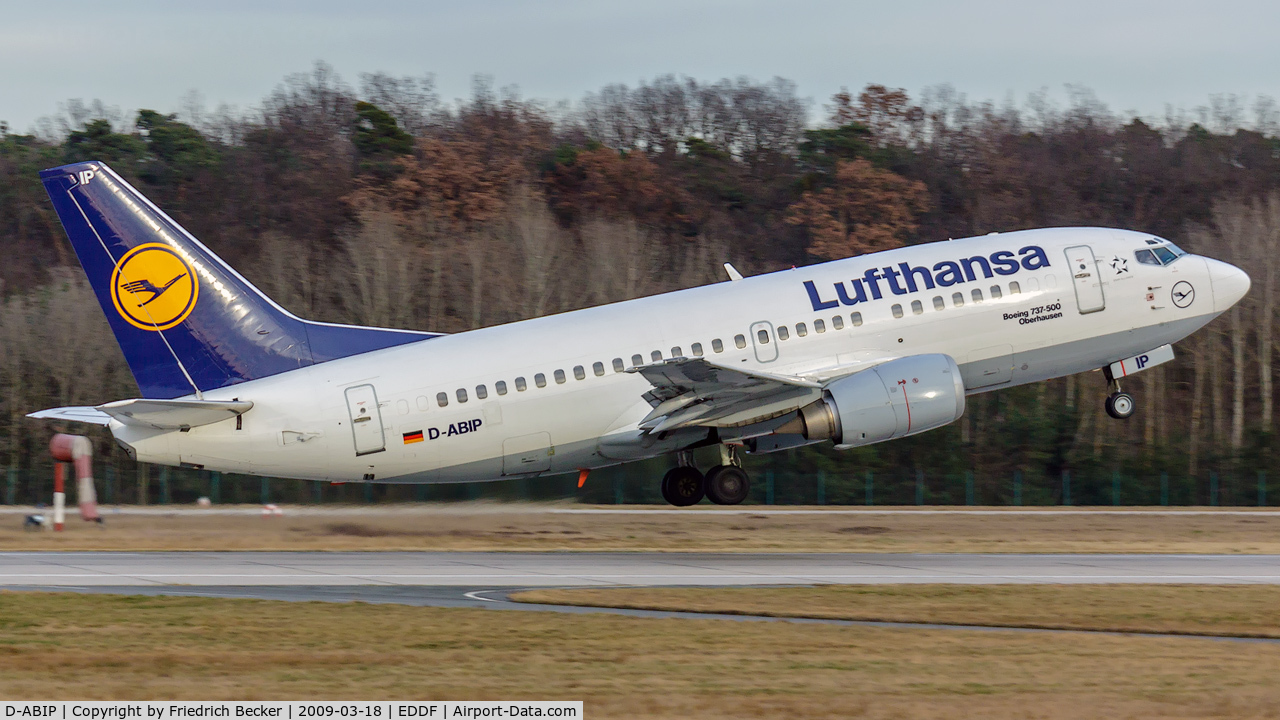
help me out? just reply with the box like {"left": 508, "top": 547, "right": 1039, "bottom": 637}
{"left": 49, "top": 434, "right": 99, "bottom": 530}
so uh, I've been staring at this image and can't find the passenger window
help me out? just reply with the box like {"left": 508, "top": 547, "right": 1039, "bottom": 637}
{"left": 476, "top": 385, "right": 488, "bottom": 400}
{"left": 712, "top": 338, "right": 724, "bottom": 353}
{"left": 515, "top": 377, "right": 527, "bottom": 392}
{"left": 757, "top": 329, "right": 771, "bottom": 344}
{"left": 990, "top": 285, "right": 1002, "bottom": 299}
{"left": 496, "top": 381, "right": 508, "bottom": 396}
{"left": 814, "top": 319, "right": 826, "bottom": 333}
{"left": 691, "top": 343, "right": 703, "bottom": 356}
{"left": 554, "top": 369, "right": 566, "bottom": 384}
{"left": 911, "top": 300, "right": 923, "bottom": 315}
{"left": 777, "top": 326, "right": 789, "bottom": 341}
{"left": 933, "top": 296, "right": 945, "bottom": 311}
{"left": 593, "top": 362, "right": 605, "bottom": 376}
{"left": 735, "top": 334, "right": 747, "bottom": 349}
{"left": 573, "top": 365, "right": 585, "bottom": 380}
{"left": 632, "top": 354, "right": 643, "bottom": 367}
{"left": 1009, "top": 281, "right": 1021, "bottom": 294}
{"left": 456, "top": 388, "right": 468, "bottom": 403}
{"left": 796, "top": 322, "right": 807, "bottom": 337}
{"left": 436, "top": 392, "right": 448, "bottom": 407}
{"left": 891, "top": 304, "right": 904, "bottom": 319}
{"left": 850, "top": 312, "right": 862, "bottom": 327}
{"left": 651, "top": 350, "right": 662, "bottom": 362}
{"left": 397, "top": 399, "right": 409, "bottom": 415}
{"left": 832, "top": 315, "right": 844, "bottom": 330}
{"left": 971, "top": 288, "right": 984, "bottom": 303}
{"left": 612, "top": 358, "right": 625, "bottom": 372}
{"left": 1135, "top": 249, "right": 1160, "bottom": 266}
{"left": 671, "top": 347, "right": 682, "bottom": 358}
{"left": 1027, "top": 277, "right": 1040, "bottom": 291}
{"left": 416, "top": 396, "right": 430, "bottom": 412}
{"left": 952, "top": 292, "right": 964, "bottom": 307}
{"left": 534, "top": 373, "right": 546, "bottom": 388}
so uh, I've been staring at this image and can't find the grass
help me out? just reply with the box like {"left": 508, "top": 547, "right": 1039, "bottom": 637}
{"left": 511, "top": 584, "right": 1280, "bottom": 638}
{"left": 3, "top": 504, "right": 1280, "bottom": 553}
{"left": 1, "top": 590, "right": 1280, "bottom": 718}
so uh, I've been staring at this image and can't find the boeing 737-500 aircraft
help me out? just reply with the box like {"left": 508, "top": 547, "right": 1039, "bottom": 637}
{"left": 28, "top": 161, "right": 1251, "bottom": 505}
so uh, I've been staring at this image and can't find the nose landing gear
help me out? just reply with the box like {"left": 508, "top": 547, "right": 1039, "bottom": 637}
{"left": 1103, "top": 370, "right": 1136, "bottom": 420}
{"left": 1105, "top": 391, "right": 1136, "bottom": 419}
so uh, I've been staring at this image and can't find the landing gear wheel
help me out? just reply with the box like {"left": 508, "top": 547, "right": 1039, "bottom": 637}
{"left": 1105, "top": 391, "right": 1135, "bottom": 420}
{"left": 704, "top": 465, "right": 750, "bottom": 505}
{"left": 661, "top": 466, "right": 705, "bottom": 506}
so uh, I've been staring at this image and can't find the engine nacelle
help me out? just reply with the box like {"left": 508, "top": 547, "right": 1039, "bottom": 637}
{"left": 778, "top": 354, "right": 966, "bottom": 449}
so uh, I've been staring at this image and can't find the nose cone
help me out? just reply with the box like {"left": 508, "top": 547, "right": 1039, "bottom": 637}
{"left": 1206, "top": 258, "right": 1251, "bottom": 312}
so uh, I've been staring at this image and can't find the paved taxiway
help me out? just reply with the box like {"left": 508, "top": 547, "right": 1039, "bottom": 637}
{"left": 2, "top": 551, "right": 1277, "bottom": 587}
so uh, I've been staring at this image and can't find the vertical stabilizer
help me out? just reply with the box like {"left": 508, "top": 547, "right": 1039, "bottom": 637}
{"left": 40, "top": 161, "right": 437, "bottom": 398}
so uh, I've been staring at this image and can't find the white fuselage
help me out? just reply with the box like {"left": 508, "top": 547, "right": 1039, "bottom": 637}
{"left": 113, "top": 227, "right": 1244, "bottom": 484}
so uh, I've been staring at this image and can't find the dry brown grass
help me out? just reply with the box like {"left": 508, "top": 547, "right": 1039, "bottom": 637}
{"left": 3, "top": 504, "right": 1280, "bottom": 553}
{"left": 512, "top": 584, "right": 1280, "bottom": 638}
{"left": 2, "top": 591, "right": 1280, "bottom": 718}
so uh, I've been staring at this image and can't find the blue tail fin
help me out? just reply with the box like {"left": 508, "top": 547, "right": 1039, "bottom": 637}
{"left": 41, "top": 161, "right": 438, "bottom": 399}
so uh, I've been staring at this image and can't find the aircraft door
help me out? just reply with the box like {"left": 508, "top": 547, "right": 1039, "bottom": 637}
{"left": 1064, "top": 245, "right": 1106, "bottom": 314}
{"left": 344, "top": 384, "right": 386, "bottom": 456}
{"left": 749, "top": 321, "right": 779, "bottom": 363}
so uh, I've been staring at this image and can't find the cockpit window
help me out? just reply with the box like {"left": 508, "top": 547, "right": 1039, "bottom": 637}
{"left": 1136, "top": 242, "right": 1188, "bottom": 267}
{"left": 1135, "top": 249, "right": 1161, "bottom": 266}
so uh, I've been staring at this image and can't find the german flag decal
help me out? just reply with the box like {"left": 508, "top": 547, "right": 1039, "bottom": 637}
{"left": 403, "top": 430, "right": 425, "bottom": 444}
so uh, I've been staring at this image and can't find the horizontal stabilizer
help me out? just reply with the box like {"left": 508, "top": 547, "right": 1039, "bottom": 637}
{"left": 26, "top": 406, "right": 113, "bottom": 426}
{"left": 30, "top": 398, "right": 253, "bottom": 430}
{"left": 96, "top": 398, "right": 254, "bottom": 429}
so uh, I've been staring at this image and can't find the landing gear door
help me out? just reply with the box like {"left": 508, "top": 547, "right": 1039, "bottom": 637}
{"left": 344, "top": 384, "right": 386, "bottom": 456}
{"left": 1065, "top": 245, "right": 1106, "bottom": 314}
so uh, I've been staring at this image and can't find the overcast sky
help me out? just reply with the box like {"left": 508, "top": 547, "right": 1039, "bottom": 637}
{"left": 2, "top": 0, "right": 1277, "bottom": 134}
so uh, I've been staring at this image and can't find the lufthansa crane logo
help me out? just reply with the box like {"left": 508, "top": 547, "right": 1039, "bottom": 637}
{"left": 1171, "top": 281, "right": 1195, "bottom": 309}
{"left": 110, "top": 243, "right": 198, "bottom": 331}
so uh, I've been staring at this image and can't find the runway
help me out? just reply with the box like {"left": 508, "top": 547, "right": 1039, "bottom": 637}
{"left": 2, "top": 551, "right": 1278, "bottom": 587}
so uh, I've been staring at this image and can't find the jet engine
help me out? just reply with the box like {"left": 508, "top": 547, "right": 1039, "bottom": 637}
{"left": 776, "top": 354, "right": 966, "bottom": 449}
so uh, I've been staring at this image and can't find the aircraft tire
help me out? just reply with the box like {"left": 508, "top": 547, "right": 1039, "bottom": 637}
{"left": 1105, "top": 391, "right": 1136, "bottom": 420}
{"left": 661, "top": 466, "right": 705, "bottom": 506}
{"left": 704, "top": 465, "right": 750, "bottom": 505}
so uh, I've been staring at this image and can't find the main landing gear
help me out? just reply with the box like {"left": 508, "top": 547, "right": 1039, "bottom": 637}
{"left": 1103, "top": 371, "right": 1136, "bottom": 420}
{"left": 660, "top": 447, "right": 752, "bottom": 506}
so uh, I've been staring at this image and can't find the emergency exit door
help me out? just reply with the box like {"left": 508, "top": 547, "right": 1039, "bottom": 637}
{"left": 1064, "top": 245, "right": 1106, "bottom": 314}
{"left": 344, "top": 384, "right": 386, "bottom": 456}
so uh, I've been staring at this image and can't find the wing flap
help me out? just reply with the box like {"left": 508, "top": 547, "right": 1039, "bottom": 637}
{"left": 627, "top": 357, "right": 824, "bottom": 431}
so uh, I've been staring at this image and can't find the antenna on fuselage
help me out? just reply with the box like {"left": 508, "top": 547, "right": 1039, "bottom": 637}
{"left": 723, "top": 263, "right": 744, "bottom": 282}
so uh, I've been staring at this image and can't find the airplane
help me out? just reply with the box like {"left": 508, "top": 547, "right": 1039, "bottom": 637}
{"left": 28, "top": 160, "right": 1251, "bottom": 506}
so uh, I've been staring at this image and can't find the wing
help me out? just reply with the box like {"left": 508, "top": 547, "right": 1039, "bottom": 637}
{"left": 627, "top": 353, "right": 905, "bottom": 434}
{"left": 628, "top": 358, "right": 824, "bottom": 432}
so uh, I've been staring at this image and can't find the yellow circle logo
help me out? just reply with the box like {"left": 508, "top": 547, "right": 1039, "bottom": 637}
{"left": 110, "top": 243, "right": 199, "bottom": 331}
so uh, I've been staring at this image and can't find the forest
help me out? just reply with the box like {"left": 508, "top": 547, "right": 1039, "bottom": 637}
{"left": 1, "top": 64, "right": 1277, "bottom": 506}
